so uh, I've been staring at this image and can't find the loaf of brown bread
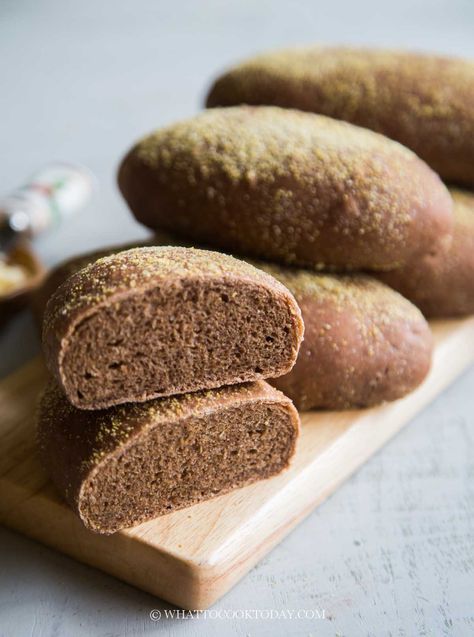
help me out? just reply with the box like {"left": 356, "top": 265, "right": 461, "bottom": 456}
{"left": 37, "top": 379, "right": 300, "bottom": 534}
{"left": 118, "top": 106, "right": 452, "bottom": 272}
{"left": 376, "top": 189, "right": 474, "bottom": 318}
{"left": 254, "top": 264, "right": 433, "bottom": 410}
{"left": 42, "top": 246, "right": 304, "bottom": 410}
{"left": 206, "top": 47, "right": 474, "bottom": 185}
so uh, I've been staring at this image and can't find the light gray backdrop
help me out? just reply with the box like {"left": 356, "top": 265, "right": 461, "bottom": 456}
{"left": 0, "top": 1, "right": 473, "bottom": 635}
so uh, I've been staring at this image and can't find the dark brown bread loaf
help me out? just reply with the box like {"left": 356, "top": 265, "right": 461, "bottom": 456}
{"left": 117, "top": 106, "right": 453, "bottom": 272}
{"left": 37, "top": 380, "right": 300, "bottom": 534}
{"left": 376, "top": 189, "right": 474, "bottom": 318}
{"left": 42, "top": 246, "right": 304, "bottom": 410}
{"left": 206, "top": 47, "right": 474, "bottom": 185}
{"left": 253, "top": 264, "right": 433, "bottom": 410}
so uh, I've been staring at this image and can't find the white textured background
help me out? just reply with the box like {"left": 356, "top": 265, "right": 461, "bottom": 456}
{"left": 0, "top": 1, "right": 473, "bottom": 635}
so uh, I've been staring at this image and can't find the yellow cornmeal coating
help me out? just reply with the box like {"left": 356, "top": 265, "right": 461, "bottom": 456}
{"left": 208, "top": 47, "right": 474, "bottom": 152}
{"left": 138, "top": 103, "right": 418, "bottom": 179}
{"left": 137, "top": 105, "right": 422, "bottom": 208}
{"left": 128, "top": 106, "right": 446, "bottom": 269}
{"left": 42, "top": 245, "right": 299, "bottom": 337}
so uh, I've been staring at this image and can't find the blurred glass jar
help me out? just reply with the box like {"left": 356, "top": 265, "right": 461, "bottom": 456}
{"left": 0, "top": 163, "right": 96, "bottom": 249}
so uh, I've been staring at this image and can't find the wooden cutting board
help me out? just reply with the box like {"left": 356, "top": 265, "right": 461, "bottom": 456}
{"left": 1, "top": 317, "right": 473, "bottom": 609}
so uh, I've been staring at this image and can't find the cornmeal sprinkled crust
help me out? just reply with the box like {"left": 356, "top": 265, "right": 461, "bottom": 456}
{"left": 206, "top": 47, "right": 474, "bottom": 185}
{"left": 30, "top": 234, "right": 176, "bottom": 328}
{"left": 118, "top": 106, "right": 453, "bottom": 271}
{"left": 31, "top": 242, "right": 147, "bottom": 328}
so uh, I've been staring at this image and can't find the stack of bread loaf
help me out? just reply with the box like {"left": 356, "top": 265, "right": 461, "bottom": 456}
{"left": 38, "top": 246, "right": 304, "bottom": 533}
{"left": 36, "top": 47, "right": 474, "bottom": 534}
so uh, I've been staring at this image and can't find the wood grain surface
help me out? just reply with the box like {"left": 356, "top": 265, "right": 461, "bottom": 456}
{"left": 1, "top": 318, "right": 473, "bottom": 610}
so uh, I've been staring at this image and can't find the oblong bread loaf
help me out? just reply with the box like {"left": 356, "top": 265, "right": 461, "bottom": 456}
{"left": 206, "top": 47, "right": 474, "bottom": 185}
{"left": 117, "top": 106, "right": 452, "bottom": 272}
{"left": 254, "top": 265, "right": 434, "bottom": 410}
{"left": 376, "top": 189, "right": 474, "bottom": 318}
{"left": 42, "top": 246, "right": 304, "bottom": 410}
{"left": 37, "top": 380, "right": 300, "bottom": 534}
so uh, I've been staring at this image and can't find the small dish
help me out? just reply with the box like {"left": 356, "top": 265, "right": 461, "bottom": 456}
{"left": 0, "top": 242, "right": 46, "bottom": 328}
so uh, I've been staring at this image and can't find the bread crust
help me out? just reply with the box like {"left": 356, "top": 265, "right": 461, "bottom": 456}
{"left": 30, "top": 233, "right": 175, "bottom": 328}
{"left": 32, "top": 244, "right": 136, "bottom": 328}
{"left": 206, "top": 47, "right": 474, "bottom": 185}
